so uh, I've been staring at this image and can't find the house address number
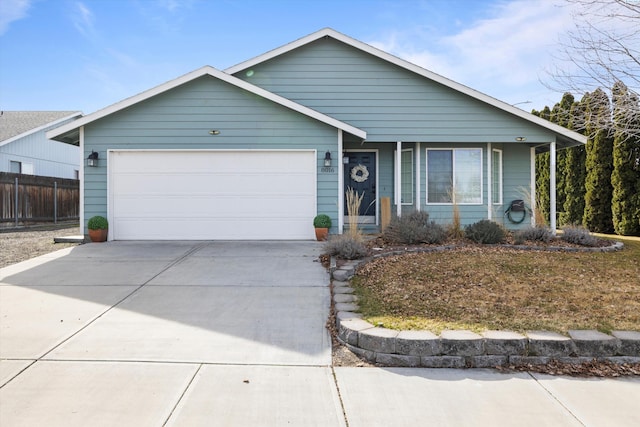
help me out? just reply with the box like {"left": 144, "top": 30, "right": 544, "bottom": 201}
{"left": 321, "top": 167, "right": 335, "bottom": 173}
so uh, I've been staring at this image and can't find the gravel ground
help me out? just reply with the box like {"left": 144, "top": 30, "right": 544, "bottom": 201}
{"left": 0, "top": 225, "right": 81, "bottom": 269}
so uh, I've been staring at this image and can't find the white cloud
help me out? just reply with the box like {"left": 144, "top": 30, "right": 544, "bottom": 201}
{"left": 72, "top": 1, "right": 95, "bottom": 37}
{"left": 156, "top": 0, "right": 197, "bottom": 13}
{"left": 0, "top": 0, "right": 31, "bottom": 35}
{"left": 368, "top": 0, "right": 579, "bottom": 107}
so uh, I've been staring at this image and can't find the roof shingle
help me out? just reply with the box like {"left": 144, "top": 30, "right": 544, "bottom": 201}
{"left": 0, "top": 111, "right": 80, "bottom": 142}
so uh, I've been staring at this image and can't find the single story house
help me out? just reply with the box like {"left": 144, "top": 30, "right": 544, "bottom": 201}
{"left": 1, "top": 111, "right": 82, "bottom": 179}
{"left": 47, "top": 28, "right": 585, "bottom": 241}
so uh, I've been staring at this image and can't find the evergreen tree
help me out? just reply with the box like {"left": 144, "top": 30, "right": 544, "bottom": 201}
{"left": 533, "top": 106, "right": 552, "bottom": 224}
{"left": 611, "top": 81, "right": 640, "bottom": 235}
{"left": 550, "top": 93, "right": 575, "bottom": 225}
{"left": 583, "top": 89, "right": 615, "bottom": 233}
{"left": 562, "top": 96, "right": 588, "bottom": 225}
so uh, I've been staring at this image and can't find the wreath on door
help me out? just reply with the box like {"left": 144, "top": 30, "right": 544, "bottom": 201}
{"left": 350, "top": 164, "right": 369, "bottom": 183}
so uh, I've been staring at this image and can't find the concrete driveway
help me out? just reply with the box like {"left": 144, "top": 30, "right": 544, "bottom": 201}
{"left": 1, "top": 241, "right": 639, "bottom": 426}
{"left": 1, "top": 241, "right": 342, "bottom": 426}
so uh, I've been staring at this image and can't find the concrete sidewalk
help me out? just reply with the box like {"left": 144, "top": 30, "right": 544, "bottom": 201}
{"left": 1, "top": 242, "right": 639, "bottom": 426}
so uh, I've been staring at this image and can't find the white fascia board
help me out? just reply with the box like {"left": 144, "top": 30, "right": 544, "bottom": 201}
{"left": 226, "top": 28, "right": 586, "bottom": 146}
{"left": 1, "top": 112, "right": 82, "bottom": 147}
{"left": 47, "top": 65, "right": 366, "bottom": 141}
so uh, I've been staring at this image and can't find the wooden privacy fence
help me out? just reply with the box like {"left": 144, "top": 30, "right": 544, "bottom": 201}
{"left": 0, "top": 172, "right": 79, "bottom": 228}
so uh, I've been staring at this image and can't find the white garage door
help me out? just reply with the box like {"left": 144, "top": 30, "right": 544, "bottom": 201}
{"left": 109, "top": 150, "right": 317, "bottom": 240}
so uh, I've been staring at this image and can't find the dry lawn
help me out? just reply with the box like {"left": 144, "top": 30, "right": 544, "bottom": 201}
{"left": 353, "top": 237, "right": 640, "bottom": 334}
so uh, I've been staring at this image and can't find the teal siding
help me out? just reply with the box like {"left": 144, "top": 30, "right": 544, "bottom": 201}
{"left": 500, "top": 144, "right": 534, "bottom": 229}
{"left": 81, "top": 36, "right": 547, "bottom": 233}
{"left": 234, "top": 37, "right": 557, "bottom": 144}
{"left": 82, "top": 76, "right": 340, "bottom": 231}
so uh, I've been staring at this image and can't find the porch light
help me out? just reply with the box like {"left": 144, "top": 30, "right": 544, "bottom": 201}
{"left": 324, "top": 151, "right": 332, "bottom": 167}
{"left": 87, "top": 151, "right": 99, "bottom": 167}
{"left": 515, "top": 136, "right": 527, "bottom": 142}
{"left": 342, "top": 154, "right": 349, "bottom": 164}
{"left": 209, "top": 130, "right": 220, "bottom": 135}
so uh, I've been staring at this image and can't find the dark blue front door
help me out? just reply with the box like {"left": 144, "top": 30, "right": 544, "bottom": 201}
{"left": 344, "top": 152, "right": 376, "bottom": 221}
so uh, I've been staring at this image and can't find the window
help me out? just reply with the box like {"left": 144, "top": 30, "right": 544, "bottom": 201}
{"left": 394, "top": 149, "right": 413, "bottom": 205}
{"left": 492, "top": 149, "right": 503, "bottom": 204}
{"left": 9, "top": 161, "right": 21, "bottom": 174}
{"left": 426, "top": 148, "right": 482, "bottom": 204}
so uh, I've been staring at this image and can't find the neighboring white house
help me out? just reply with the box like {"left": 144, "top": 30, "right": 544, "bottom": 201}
{"left": 1, "top": 111, "right": 82, "bottom": 179}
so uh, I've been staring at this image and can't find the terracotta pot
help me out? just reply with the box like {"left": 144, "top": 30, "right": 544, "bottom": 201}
{"left": 88, "top": 229, "right": 108, "bottom": 243}
{"left": 315, "top": 227, "right": 329, "bottom": 241}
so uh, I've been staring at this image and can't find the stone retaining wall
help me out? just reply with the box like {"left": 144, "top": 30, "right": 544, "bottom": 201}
{"left": 331, "top": 241, "right": 640, "bottom": 367}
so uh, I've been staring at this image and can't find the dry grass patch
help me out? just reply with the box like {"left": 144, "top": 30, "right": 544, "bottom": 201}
{"left": 352, "top": 238, "right": 640, "bottom": 334}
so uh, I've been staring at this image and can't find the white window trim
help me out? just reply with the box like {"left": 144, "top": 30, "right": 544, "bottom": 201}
{"left": 394, "top": 148, "right": 414, "bottom": 205}
{"left": 425, "top": 147, "right": 483, "bottom": 205}
{"left": 492, "top": 148, "right": 503, "bottom": 205}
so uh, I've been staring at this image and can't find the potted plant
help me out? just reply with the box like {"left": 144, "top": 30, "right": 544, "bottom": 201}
{"left": 313, "top": 214, "right": 332, "bottom": 241}
{"left": 87, "top": 215, "right": 108, "bottom": 242}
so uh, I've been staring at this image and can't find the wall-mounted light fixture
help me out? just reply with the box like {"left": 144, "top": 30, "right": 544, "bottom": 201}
{"left": 209, "top": 130, "right": 220, "bottom": 135}
{"left": 87, "top": 151, "right": 99, "bottom": 167}
{"left": 515, "top": 136, "right": 527, "bottom": 142}
{"left": 343, "top": 153, "right": 349, "bottom": 164}
{"left": 324, "top": 151, "right": 332, "bottom": 167}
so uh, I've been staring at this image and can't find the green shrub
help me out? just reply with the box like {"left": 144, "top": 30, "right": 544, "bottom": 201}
{"left": 313, "top": 214, "right": 332, "bottom": 228}
{"left": 382, "top": 211, "right": 447, "bottom": 245}
{"left": 513, "top": 226, "right": 554, "bottom": 244}
{"left": 324, "top": 234, "right": 368, "bottom": 260}
{"left": 465, "top": 220, "right": 506, "bottom": 244}
{"left": 560, "top": 225, "right": 600, "bottom": 247}
{"left": 87, "top": 215, "right": 108, "bottom": 230}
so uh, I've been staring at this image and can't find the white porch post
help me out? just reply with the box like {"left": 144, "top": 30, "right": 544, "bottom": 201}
{"left": 530, "top": 147, "right": 536, "bottom": 227}
{"left": 396, "top": 141, "right": 402, "bottom": 217}
{"left": 550, "top": 141, "right": 557, "bottom": 234}
{"left": 338, "top": 130, "right": 344, "bottom": 234}
{"left": 416, "top": 142, "right": 421, "bottom": 211}
{"left": 487, "top": 143, "right": 492, "bottom": 220}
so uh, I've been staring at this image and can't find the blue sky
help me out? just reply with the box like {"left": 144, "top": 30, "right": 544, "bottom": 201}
{"left": 0, "top": 0, "right": 579, "bottom": 115}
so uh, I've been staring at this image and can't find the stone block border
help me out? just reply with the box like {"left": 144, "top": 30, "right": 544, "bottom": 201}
{"left": 331, "top": 240, "right": 640, "bottom": 368}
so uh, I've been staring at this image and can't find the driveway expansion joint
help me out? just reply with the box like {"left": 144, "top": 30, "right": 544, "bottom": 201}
{"left": 330, "top": 243, "right": 639, "bottom": 367}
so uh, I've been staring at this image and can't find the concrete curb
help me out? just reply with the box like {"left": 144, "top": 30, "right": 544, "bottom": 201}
{"left": 331, "top": 241, "right": 639, "bottom": 367}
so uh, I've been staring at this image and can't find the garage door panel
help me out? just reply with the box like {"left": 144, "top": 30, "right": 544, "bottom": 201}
{"left": 115, "top": 196, "right": 316, "bottom": 217}
{"left": 113, "top": 151, "right": 313, "bottom": 172}
{"left": 110, "top": 151, "right": 317, "bottom": 240}
{"left": 114, "top": 218, "right": 311, "bottom": 240}
{"left": 113, "top": 173, "right": 315, "bottom": 195}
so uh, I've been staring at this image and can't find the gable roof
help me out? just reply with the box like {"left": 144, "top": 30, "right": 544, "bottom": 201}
{"left": 1, "top": 111, "right": 82, "bottom": 146}
{"left": 47, "top": 65, "right": 366, "bottom": 144}
{"left": 226, "top": 28, "right": 587, "bottom": 147}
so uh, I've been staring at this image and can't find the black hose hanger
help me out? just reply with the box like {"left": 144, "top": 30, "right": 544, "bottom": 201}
{"left": 505, "top": 199, "right": 528, "bottom": 224}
